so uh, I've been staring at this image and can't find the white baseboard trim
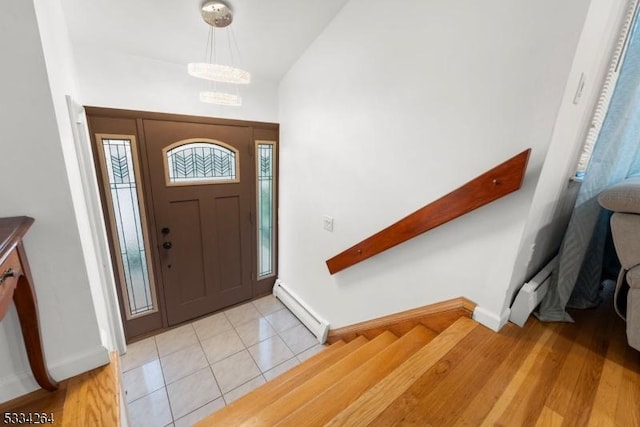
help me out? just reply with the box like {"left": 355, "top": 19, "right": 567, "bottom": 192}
{"left": 49, "top": 344, "right": 111, "bottom": 380}
{"left": 0, "top": 370, "right": 39, "bottom": 403}
{"left": 0, "top": 345, "right": 110, "bottom": 403}
{"left": 473, "top": 306, "right": 511, "bottom": 332}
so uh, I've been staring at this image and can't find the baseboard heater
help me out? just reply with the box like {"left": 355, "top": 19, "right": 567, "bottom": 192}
{"left": 509, "top": 255, "right": 559, "bottom": 327}
{"left": 273, "top": 280, "right": 330, "bottom": 344}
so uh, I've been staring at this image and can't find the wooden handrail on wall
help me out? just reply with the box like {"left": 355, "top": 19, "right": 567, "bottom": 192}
{"left": 326, "top": 149, "right": 531, "bottom": 274}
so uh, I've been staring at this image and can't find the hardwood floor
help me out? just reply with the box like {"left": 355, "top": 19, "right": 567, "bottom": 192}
{"left": 2, "top": 282, "right": 638, "bottom": 426}
{"left": 484, "top": 284, "right": 638, "bottom": 427}
{"left": 61, "top": 352, "right": 120, "bottom": 426}
{"left": 363, "top": 283, "right": 640, "bottom": 426}
{"left": 202, "top": 282, "right": 640, "bottom": 426}
{"left": 0, "top": 353, "right": 120, "bottom": 426}
{"left": 0, "top": 383, "right": 67, "bottom": 425}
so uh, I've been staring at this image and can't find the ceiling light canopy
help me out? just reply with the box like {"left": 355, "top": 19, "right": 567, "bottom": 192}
{"left": 188, "top": 1, "right": 250, "bottom": 106}
{"left": 200, "top": 1, "right": 233, "bottom": 27}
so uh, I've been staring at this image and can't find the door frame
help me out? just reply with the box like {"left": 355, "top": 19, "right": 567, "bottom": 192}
{"left": 86, "top": 107, "right": 279, "bottom": 340}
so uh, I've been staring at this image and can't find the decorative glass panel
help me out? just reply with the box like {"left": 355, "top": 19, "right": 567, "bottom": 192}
{"left": 257, "top": 142, "right": 275, "bottom": 278}
{"left": 166, "top": 142, "right": 237, "bottom": 184}
{"left": 101, "top": 137, "right": 156, "bottom": 317}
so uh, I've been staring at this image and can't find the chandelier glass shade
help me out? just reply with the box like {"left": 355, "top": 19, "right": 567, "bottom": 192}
{"left": 187, "top": 62, "right": 250, "bottom": 84}
{"left": 189, "top": 1, "right": 249, "bottom": 106}
{"left": 199, "top": 91, "right": 242, "bottom": 106}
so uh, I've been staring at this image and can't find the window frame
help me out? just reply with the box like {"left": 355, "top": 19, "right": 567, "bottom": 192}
{"left": 162, "top": 138, "right": 241, "bottom": 187}
{"left": 95, "top": 133, "right": 159, "bottom": 320}
{"left": 255, "top": 140, "right": 277, "bottom": 280}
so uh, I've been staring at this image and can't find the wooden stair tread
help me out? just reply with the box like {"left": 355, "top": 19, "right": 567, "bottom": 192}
{"left": 449, "top": 321, "right": 548, "bottom": 426}
{"left": 197, "top": 336, "right": 368, "bottom": 427}
{"left": 200, "top": 286, "right": 639, "bottom": 426}
{"left": 369, "top": 320, "right": 503, "bottom": 426}
{"left": 327, "top": 297, "right": 475, "bottom": 342}
{"left": 325, "top": 316, "right": 479, "bottom": 427}
{"left": 277, "top": 325, "right": 438, "bottom": 426}
{"left": 241, "top": 330, "right": 399, "bottom": 426}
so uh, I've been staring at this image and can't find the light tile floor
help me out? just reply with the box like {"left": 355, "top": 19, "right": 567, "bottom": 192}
{"left": 121, "top": 295, "right": 325, "bottom": 427}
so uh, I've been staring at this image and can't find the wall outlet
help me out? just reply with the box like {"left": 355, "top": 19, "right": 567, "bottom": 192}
{"left": 323, "top": 215, "right": 334, "bottom": 232}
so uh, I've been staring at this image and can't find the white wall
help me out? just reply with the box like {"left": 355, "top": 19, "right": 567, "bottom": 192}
{"left": 72, "top": 44, "right": 279, "bottom": 123}
{"left": 504, "top": 0, "right": 631, "bottom": 308}
{"left": 0, "top": 0, "right": 108, "bottom": 402}
{"left": 33, "top": 0, "right": 126, "bottom": 355}
{"left": 278, "top": 0, "right": 591, "bottom": 329}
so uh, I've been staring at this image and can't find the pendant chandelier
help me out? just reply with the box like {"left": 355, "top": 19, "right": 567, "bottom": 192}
{"left": 188, "top": 1, "right": 250, "bottom": 106}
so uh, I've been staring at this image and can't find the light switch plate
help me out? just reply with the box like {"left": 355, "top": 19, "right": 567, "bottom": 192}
{"left": 323, "top": 215, "right": 334, "bottom": 232}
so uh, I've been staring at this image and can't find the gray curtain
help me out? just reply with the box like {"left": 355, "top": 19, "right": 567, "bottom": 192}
{"left": 538, "top": 15, "right": 640, "bottom": 322}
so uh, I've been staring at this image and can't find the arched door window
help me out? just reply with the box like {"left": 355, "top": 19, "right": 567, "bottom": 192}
{"left": 163, "top": 139, "right": 239, "bottom": 186}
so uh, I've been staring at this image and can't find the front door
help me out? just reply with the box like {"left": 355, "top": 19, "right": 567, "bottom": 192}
{"left": 143, "top": 120, "right": 254, "bottom": 325}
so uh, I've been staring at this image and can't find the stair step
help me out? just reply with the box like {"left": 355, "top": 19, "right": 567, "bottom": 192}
{"left": 277, "top": 324, "right": 438, "bottom": 426}
{"left": 372, "top": 320, "right": 503, "bottom": 426}
{"left": 325, "top": 317, "right": 479, "bottom": 427}
{"left": 242, "top": 330, "right": 399, "bottom": 426}
{"left": 197, "top": 336, "right": 368, "bottom": 427}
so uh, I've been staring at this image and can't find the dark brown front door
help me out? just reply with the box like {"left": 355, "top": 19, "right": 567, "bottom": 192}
{"left": 143, "top": 119, "right": 254, "bottom": 325}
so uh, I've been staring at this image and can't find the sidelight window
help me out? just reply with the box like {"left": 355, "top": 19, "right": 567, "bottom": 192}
{"left": 256, "top": 141, "right": 276, "bottom": 278}
{"left": 97, "top": 135, "right": 157, "bottom": 319}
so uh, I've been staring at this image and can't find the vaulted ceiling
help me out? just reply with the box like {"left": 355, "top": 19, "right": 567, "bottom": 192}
{"left": 60, "top": 0, "right": 349, "bottom": 82}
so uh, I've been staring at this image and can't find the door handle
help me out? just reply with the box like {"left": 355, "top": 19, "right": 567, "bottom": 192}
{"left": 162, "top": 241, "right": 172, "bottom": 250}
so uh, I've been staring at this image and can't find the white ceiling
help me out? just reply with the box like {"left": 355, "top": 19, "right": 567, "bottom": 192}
{"left": 60, "top": 0, "right": 349, "bottom": 82}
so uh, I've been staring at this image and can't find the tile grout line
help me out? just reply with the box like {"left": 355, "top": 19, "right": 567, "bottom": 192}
{"left": 202, "top": 302, "right": 273, "bottom": 407}
{"left": 154, "top": 335, "right": 176, "bottom": 426}
{"left": 214, "top": 301, "right": 279, "bottom": 404}
{"left": 216, "top": 299, "right": 290, "bottom": 404}
{"left": 224, "top": 305, "right": 262, "bottom": 377}
{"left": 191, "top": 315, "right": 226, "bottom": 420}
{"left": 221, "top": 373, "right": 268, "bottom": 406}
{"left": 125, "top": 297, "right": 309, "bottom": 426}
{"left": 231, "top": 302, "right": 279, "bottom": 384}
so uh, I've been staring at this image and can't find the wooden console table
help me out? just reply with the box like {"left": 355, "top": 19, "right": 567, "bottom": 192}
{"left": 0, "top": 216, "right": 58, "bottom": 391}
